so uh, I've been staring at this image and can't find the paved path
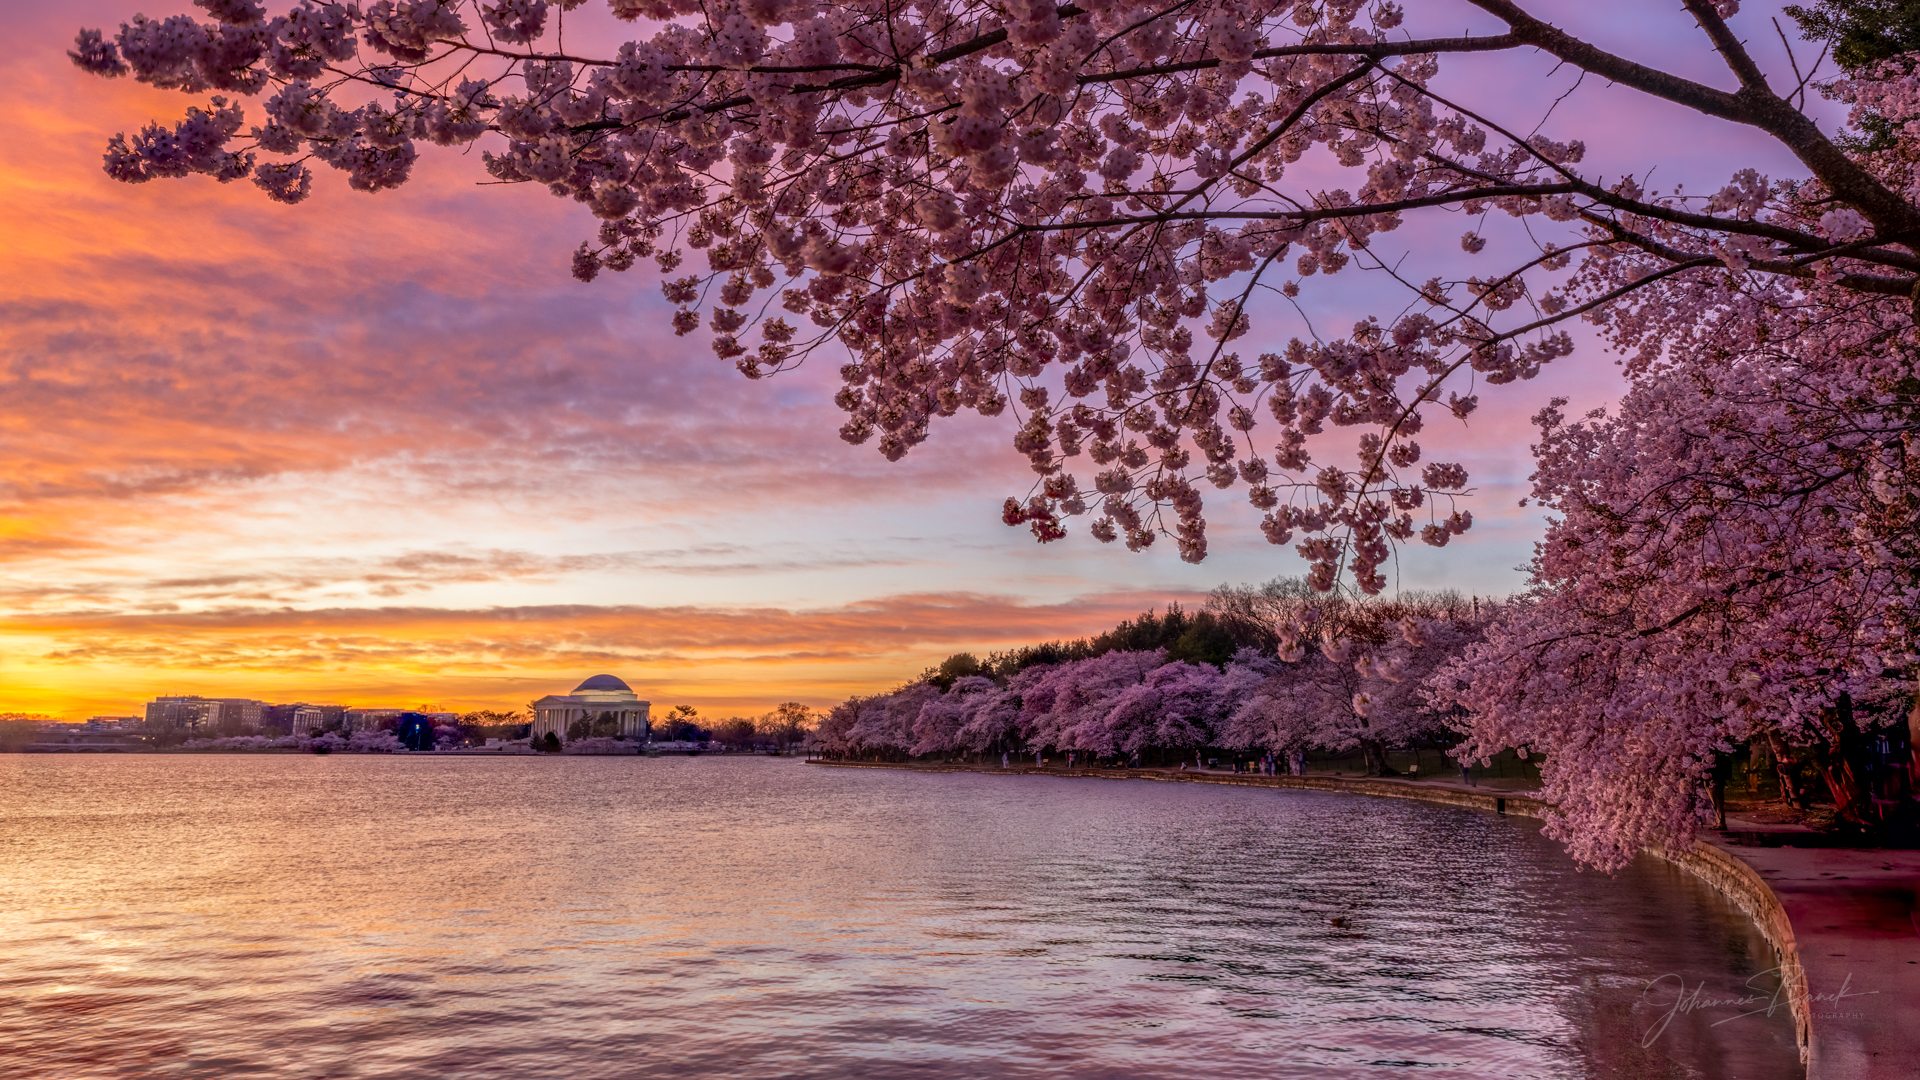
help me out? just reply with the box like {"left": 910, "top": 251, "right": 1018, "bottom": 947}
{"left": 1714, "top": 839, "right": 1920, "bottom": 1079}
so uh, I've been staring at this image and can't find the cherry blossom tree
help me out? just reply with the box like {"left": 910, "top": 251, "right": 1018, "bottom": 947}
{"left": 812, "top": 694, "right": 866, "bottom": 755}
{"left": 1215, "top": 647, "right": 1300, "bottom": 753}
{"left": 1435, "top": 268, "right": 1919, "bottom": 869}
{"left": 909, "top": 673, "right": 999, "bottom": 755}
{"left": 1198, "top": 581, "right": 1486, "bottom": 769}
{"left": 952, "top": 672, "right": 1025, "bottom": 753}
{"left": 295, "top": 729, "right": 405, "bottom": 752}
{"left": 183, "top": 733, "right": 309, "bottom": 750}
{"left": 69, "top": 0, "right": 1920, "bottom": 590}
{"left": 1415, "top": 6, "right": 1920, "bottom": 867}
{"left": 1072, "top": 659, "right": 1225, "bottom": 756}
{"left": 1018, "top": 649, "right": 1165, "bottom": 752}
{"left": 834, "top": 680, "right": 939, "bottom": 755}
{"left": 1249, "top": 603, "right": 1483, "bottom": 772}
{"left": 817, "top": 600, "right": 1491, "bottom": 765}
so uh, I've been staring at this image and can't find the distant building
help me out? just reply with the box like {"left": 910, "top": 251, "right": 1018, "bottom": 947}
{"left": 532, "top": 675, "right": 651, "bottom": 743}
{"left": 208, "top": 699, "right": 263, "bottom": 732}
{"left": 262, "top": 703, "right": 308, "bottom": 736}
{"left": 143, "top": 696, "right": 264, "bottom": 732}
{"left": 289, "top": 704, "right": 346, "bottom": 734}
{"left": 83, "top": 716, "right": 141, "bottom": 731}
{"left": 343, "top": 708, "right": 404, "bottom": 733}
{"left": 145, "top": 697, "right": 202, "bottom": 730}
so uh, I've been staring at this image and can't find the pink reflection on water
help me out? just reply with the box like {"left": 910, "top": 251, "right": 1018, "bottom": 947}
{"left": 0, "top": 756, "right": 1799, "bottom": 1078}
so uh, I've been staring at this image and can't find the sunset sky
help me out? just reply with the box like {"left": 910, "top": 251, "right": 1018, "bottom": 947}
{"left": 1, "top": 1, "right": 1826, "bottom": 719}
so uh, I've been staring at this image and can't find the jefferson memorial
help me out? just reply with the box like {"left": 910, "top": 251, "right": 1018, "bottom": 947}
{"left": 531, "top": 675, "right": 652, "bottom": 742}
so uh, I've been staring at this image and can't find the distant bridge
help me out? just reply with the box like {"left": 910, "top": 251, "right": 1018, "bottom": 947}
{"left": 15, "top": 730, "right": 145, "bottom": 753}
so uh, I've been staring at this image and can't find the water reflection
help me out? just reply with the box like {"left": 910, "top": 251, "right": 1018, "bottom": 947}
{"left": 0, "top": 756, "right": 1800, "bottom": 1077}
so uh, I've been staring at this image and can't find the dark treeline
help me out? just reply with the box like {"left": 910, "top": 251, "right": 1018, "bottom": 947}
{"left": 926, "top": 600, "right": 1276, "bottom": 690}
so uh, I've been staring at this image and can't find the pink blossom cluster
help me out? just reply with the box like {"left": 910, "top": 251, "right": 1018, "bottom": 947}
{"left": 182, "top": 734, "right": 309, "bottom": 750}
{"left": 76, "top": 1, "right": 1920, "bottom": 589}
{"left": 560, "top": 736, "right": 641, "bottom": 753}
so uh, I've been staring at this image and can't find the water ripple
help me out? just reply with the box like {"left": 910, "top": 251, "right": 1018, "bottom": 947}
{"left": 0, "top": 756, "right": 1800, "bottom": 1078}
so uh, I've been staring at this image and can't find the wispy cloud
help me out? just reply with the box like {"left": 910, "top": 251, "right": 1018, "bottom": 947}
{"left": 0, "top": 543, "right": 926, "bottom": 612}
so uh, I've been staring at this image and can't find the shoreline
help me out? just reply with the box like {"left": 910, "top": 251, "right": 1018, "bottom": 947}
{"left": 2, "top": 746, "right": 780, "bottom": 757}
{"left": 808, "top": 758, "right": 1918, "bottom": 1080}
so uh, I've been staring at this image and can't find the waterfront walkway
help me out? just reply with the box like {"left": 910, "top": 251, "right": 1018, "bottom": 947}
{"left": 811, "top": 758, "right": 1920, "bottom": 1079}
{"left": 1723, "top": 840, "right": 1919, "bottom": 1079}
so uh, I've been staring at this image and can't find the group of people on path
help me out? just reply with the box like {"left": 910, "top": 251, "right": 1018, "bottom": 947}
{"left": 998, "top": 749, "right": 1141, "bottom": 770}
{"left": 993, "top": 746, "right": 1480, "bottom": 787}
{"left": 1221, "top": 751, "right": 1311, "bottom": 776}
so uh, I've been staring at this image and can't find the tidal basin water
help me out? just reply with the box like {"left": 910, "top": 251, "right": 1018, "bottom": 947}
{"left": 0, "top": 756, "right": 1799, "bottom": 1079}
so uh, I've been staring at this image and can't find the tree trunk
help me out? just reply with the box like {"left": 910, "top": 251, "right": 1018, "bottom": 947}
{"left": 1710, "top": 752, "right": 1734, "bottom": 830}
{"left": 1814, "top": 693, "right": 1876, "bottom": 831}
{"left": 1361, "top": 739, "right": 1391, "bottom": 776}
{"left": 1765, "top": 731, "right": 1807, "bottom": 809}
{"left": 1908, "top": 685, "right": 1920, "bottom": 799}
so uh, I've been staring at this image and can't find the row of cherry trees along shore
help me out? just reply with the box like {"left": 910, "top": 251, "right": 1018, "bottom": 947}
{"left": 820, "top": 580, "right": 1916, "bottom": 868}
{"left": 817, "top": 584, "right": 1486, "bottom": 776}
{"left": 68, "top": 0, "right": 1920, "bottom": 869}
